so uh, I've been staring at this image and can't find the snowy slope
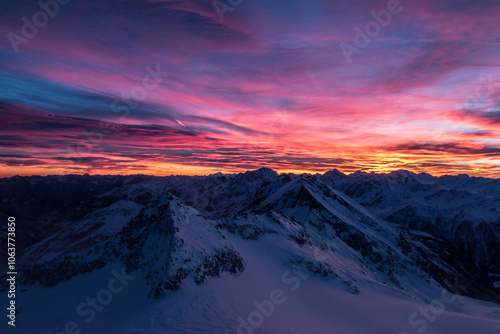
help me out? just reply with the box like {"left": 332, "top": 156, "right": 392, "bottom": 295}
{"left": 18, "top": 200, "right": 143, "bottom": 267}
{"left": 321, "top": 169, "right": 500, "bottom": 283}
{"left": 1, "top": 169, "right": 499, "bottom": 333}
{"left": 5, "top": 225, "right": 500, "bottom": 334}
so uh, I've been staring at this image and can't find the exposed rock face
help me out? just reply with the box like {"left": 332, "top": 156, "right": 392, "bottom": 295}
{"left": 2, "top": 170, "right": 499, "bottom": 304}
{"left": 19, "top": 194, "right": 245, "bottom": 298}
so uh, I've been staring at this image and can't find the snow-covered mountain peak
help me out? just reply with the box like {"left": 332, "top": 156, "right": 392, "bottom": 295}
{"left": 117, "top": 193, "right": 245, "bottom": 297}
{"left": 322, "top": 168, "right": 346, "bottom": 179}
{"left": 243, "top": 167, "right": 279, "bottom": 180}
{"left": 3, "top": 172, "right": 500, "bottom": 334}
{"left": 18, "top": 192, "right": 245, "bottom": 299}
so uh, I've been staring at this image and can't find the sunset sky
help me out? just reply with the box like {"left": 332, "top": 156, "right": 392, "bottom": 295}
{"left": 1, "top": 0, "right": 500, "bottom": 177}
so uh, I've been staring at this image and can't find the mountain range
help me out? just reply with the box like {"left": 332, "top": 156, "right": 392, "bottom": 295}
{"left": 1, "top": 168, "right": 499, "bottom": 333}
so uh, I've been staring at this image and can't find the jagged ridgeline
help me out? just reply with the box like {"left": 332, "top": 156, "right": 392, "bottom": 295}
{"left": 19, "top": 193, "right": 245, "bottom": 298}
{"left": 2, "top": 168, "right": 499, "bottom": 303}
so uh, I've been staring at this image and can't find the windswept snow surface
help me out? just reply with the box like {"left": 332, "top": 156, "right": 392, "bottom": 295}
{"left": 1, "top": 169, "right": 499, "bottom": 333}
{"left": 8, "top": 233, "right": 500, "bottom": 334}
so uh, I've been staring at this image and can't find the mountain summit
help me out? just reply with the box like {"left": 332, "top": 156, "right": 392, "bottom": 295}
{"left": 1, "top": 170, "right": 499, "bottom": 333}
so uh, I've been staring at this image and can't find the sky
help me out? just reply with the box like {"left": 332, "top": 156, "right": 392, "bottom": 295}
{"left": 1, "top": 0, "right": 500, "bottom": 177}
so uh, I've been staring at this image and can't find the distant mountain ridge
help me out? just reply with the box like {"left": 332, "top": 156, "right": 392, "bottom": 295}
{"left": 1, "top": 169, "right": 498, "bottom": 303}
{"left": 1, "top": 168, "right": 500, "bottom": 333}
